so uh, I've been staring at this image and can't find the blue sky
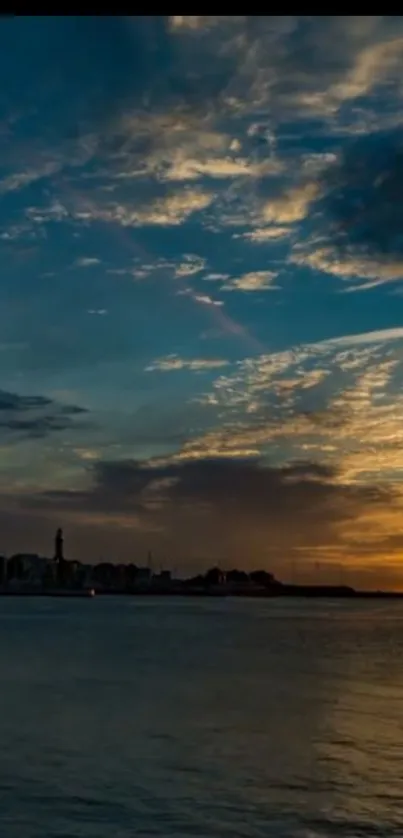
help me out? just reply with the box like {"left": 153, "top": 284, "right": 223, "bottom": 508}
{"left": 2, "top": 16, "right": 403, "bottom": 585}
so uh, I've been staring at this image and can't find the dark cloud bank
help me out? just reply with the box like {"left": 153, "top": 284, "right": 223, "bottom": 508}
{"left": 0, "top": 389, "right": 87, "bottom": 439}
{"left": 8, "top": 455, "right": 391, "bottom": 574}
{"left": 315, "top": 129, "right": 403, "bottom": 264}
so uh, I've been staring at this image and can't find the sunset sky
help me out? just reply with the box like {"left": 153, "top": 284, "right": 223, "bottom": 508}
{"left": 2, "top": 17, "right": 403, "bottom": 587}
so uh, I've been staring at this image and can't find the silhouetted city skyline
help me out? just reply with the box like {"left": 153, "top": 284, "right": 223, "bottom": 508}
{"left": 0, "top": 528, "right": 402, "bottom": 600}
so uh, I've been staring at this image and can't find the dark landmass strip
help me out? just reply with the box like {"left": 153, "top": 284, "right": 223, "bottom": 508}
{"left": 0, "top": 536, "right": 401, "bottom": 598}
{"left": 87, "top": 585, "right": 403, "bottom": 599}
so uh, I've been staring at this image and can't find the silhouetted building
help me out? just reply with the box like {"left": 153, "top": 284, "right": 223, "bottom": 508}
{"left": 152, "top": 570, "right": 172, "bottom": 589}
{"left": 135, "top": 567, "right": 152, "bottom": 586}
{"left": 7, "top": 554, "right": 50, "bottom": 589}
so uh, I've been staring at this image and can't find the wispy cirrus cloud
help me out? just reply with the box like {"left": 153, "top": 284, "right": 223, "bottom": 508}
{"left": 75, "top": 190, "right": 215, "bottom": 229}
{"left": 173, "top": 326, "right": 403, "bottom": 486}
{"left": 235, "top": 227, "right": 292, "bottom": 243}
{"left": 320, "top": 326, "right": 403, "bottom": 348}
{"left": 151, "top": 152, "right": 282, "bottom": 182}
{"left": 291, "top": 246, "right": 403, "bottom": 290}
{"left": 193, "top": 294, "right": 223, "bottom": 307}
{"left": 146, "top": 355, "right": 229, "bottom": 372}
{"left": 122, "top": 190, "right": 214, "bottom": 227}
{"left": 0, "top": 161, "right": 60, "bottom": 195}
{"left": 23, "top": 189, "right": 214, "bottom": 232}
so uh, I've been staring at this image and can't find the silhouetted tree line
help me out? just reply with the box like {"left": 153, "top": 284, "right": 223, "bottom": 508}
{"left": 185, "top": 567, "right": 279, "bottom": 589}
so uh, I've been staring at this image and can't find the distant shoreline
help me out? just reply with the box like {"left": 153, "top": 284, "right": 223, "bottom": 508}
{"left": 0, "top": 586, "right": 402, "bottom": 599}
{"left": 93, "top": 588, "right": 403, "bottom": 599}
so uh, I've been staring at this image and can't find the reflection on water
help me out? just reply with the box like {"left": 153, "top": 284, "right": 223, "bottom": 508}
{"left": 0, "top": 597, "right": 402, "bottom": 836}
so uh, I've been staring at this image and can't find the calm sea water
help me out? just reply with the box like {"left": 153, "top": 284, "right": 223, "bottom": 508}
{"left": 0, "top": 596, "right": 403, "bottom": 837}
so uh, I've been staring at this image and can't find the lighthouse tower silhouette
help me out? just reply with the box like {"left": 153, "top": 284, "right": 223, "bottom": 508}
{"left": 54, "top": 527, "right": 64, "bottom": 563}
{"left": 54, "top": 527, "right": 65, "bottom": 587}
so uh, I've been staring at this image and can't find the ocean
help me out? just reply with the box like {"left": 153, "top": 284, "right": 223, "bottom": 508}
{"left": 0, "top": 595, "right": 402, "bottom": 837}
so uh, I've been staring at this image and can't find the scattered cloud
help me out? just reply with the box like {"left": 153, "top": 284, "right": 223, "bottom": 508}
{"left": 160, "top": 154, "right": 282, "bottom": 182}
{"left": 236, "top": 227, "right": 292, "bottom": 243}
{"left": 80, "top": 190, "right": 214, "bottom": 228}
{"left": 146, "top": 355, "right": 229, "bottom": 372}
{"left": 292, "top": 247, "right": 403, "bottom": 289}
{"left": 184, "top": 327, "right": 403, "bottom": 488}
{"left": 128, "top": 190, "right": 213, "bottom": 227}
{"left": 174, "top": 255, "right": 206, "bottom": 277}
{"left": 263, "top": 182, "right": 320, "bottom": 225}
{"left": 222, "top": 271, "right": 279, "bottom": 292}
{"left": 0, "top": 161, "right": 60, "bottom": 195}
{"left": 25, "top": 190, "right": 214, "bottom": 231}
{"left": 193, "top": 294, "right": 224, "bottom": 306}
{"left": 329, "top": 37, "right": 403, "bottom": 104}
{"left": 169, "top": 16, "right": 219, "bottom": 32}
{"left": 75, "top": 257, "right": 101, "bottom": 267}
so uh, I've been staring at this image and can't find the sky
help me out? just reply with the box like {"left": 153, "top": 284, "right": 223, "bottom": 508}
{"left": 3, "top": 16, "right": 403, "bottom": 586}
